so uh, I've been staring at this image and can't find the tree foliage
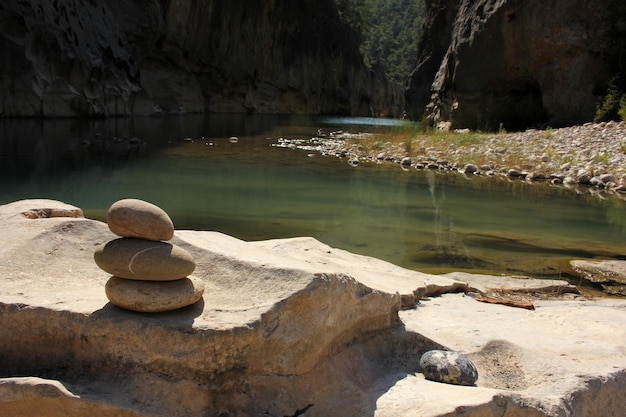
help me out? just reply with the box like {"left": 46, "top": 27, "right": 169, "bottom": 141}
{"left": 335, "top": 0, "right": 427, "bottom": 84}
{"left": 595, "top": 1, "right": 626, "bottom": 122}
{"left": 361, "top": 0, "right": 426, "bottom": 84}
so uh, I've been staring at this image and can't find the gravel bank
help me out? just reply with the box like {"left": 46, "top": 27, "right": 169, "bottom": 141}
{"left": 277, "top": 121, "right": 626, "bottom": 199}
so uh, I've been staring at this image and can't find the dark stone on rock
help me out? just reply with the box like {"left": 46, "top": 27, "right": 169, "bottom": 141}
{"left": 599, "top": 173, "right": 615, "bottom": 184}
{"left": 526, "top": 172, "right": 546, "bottom": 181}
{"left": 401, "top": 157, "right": 412, "bottom": 166}
{"left": 419, "top": 350, "right": 478, "bottom": 386}
{"left": 507, "top": 169, "right": 523, "bottom": 178}
{"left": 577, "top": 170, "right": 592, "bottom": 184}
{"left": 463, "top": 164, "right": 478, "bottom": 174}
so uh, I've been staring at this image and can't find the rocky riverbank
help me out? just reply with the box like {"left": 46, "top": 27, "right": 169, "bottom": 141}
{"left": 277, "top": 121, "right": 626, "bottom": 199}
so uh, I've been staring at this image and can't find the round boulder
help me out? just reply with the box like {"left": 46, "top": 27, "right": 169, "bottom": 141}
{"left": 107, "top": 199, "right": 174, "bottom": 241}
{"left": 419, "top": 350, "right": 478, "bottom": 386}
{"left": 94, "top": 238, "right": 196, "bottom": 281}
{"left": 463, "top": 163, "right": 478, "bottom": 174}
{"left": 105, "top": 276, "right": 205, "bottom": 313}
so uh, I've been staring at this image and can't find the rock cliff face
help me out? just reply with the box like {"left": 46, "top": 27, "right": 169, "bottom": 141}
{"left": 406, "top": 0, "right": 623, "bottom": 130}
{"left": 0, "top": 0, "right": 402, "bottom": 118}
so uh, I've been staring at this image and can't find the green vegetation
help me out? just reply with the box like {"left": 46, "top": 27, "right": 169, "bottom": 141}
{"left": 350, "top": 126, "right": 490, "bottom": 161}
{"left": 595, "top": 0, "right": 626, "bottom": 122}
{"left": 598, "top": 151, "right": 610, "bottom": 164}
{"left": 619, "top": 96, "right": 626, "bottom": 121}
{"left": 594, "top": 75, "right": 625, "bottom": 122}
{"left": 360, "top": 0, "right": 426, "bottom": 83}
{"left": 544, "top": 126, "right": 553, "bottom": 139}
{"left": 335, "top": 0, "right": 427, "bottom": 84}
{"left": 335, "top": 0, "right": 370, "bottom": 38}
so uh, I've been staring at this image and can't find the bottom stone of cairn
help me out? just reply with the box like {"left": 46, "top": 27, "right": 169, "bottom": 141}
{"left": 105, "top": 276, "right": 205, "bottom": 313}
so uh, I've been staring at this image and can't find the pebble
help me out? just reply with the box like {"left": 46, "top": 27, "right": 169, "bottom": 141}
{"left": 107, "top": 199, "right": 174, "bottom": 241}
{"left": 507, "top": 169, "right": 523, "bottom": 177}
{"left": 600, "top": 173, "right": 615, "bottom": 183}
{"left": 577, "top": 170, "right": 592, "bottom": 184}
{"left": 94, "top": 238, "right": 196, "bottom": 281}
{"left": 419, "top": 350, "right": 478, "bottom": 386}
{"left": 105, "top": 276, "right": 205, "bottom": 313}
{"left": 463, "top": 163, "right": 478, "bottom": 174}
{"left": 526, "top": 172, "right": 546, "bottom": 181}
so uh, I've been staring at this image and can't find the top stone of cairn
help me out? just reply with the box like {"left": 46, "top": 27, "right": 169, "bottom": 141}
{"left": 106, "top": 199, "right": 175, "bottom": 241}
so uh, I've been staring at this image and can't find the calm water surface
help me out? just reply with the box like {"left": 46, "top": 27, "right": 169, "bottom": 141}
{"left": 1, "top": 115, "right": 624, "bottom": 285}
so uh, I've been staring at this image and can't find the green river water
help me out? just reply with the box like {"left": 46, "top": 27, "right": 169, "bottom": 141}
{"left": 1, "top": 114, "right": 624, "bottom": 287}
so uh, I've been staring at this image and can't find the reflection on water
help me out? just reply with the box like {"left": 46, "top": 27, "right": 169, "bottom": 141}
{"left": 1, "top": 115, "right": 625, "bottom": 284}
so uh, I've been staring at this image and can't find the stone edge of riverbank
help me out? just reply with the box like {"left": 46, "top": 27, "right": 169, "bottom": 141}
{"left": 275, "top": 121, "right": 626, "bottom": 201}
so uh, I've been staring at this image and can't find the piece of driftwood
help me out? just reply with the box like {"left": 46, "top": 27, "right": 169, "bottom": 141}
{"left": 474, "top": 296, "right": 535, "bottom": 310}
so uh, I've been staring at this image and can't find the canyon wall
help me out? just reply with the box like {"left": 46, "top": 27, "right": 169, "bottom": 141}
{"left": 0, "top": 0, "right": 403, "bottom": 118}
{"left": 406, "top": 0, "right": 624, "bottom": 130}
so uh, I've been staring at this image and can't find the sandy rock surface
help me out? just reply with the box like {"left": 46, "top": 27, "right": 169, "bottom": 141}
{"left": 0, "top": 199, "right": 624, "bottom": 417}
{"left": 571, "top": 259, "right": 626, "bottom": 296}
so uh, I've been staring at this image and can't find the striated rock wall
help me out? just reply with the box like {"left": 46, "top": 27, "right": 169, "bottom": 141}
{"left": 406, "top": 0, "right": 622, "bottom": 130}
{"left": 0, "top": 0, "right": 403, "bottom": 118}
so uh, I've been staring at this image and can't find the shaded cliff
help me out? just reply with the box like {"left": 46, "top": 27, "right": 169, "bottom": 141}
{"left": 0, "top": 0, "right": 403, "bottom": 118}
{"left": 406, "top": 0, "right": 624, "bottom": 130}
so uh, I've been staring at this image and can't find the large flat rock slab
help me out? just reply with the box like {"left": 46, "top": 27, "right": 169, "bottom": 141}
{"left": 375, "top": 294, "right": 626, "bottom": 417}
{"left": 571, "top": 259, "right": 626, "bottom": 295}
{"left": 0, "top": 199, "right": 624, "bottom": 417}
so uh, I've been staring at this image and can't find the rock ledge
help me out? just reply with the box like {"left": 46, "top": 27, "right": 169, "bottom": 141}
{"left": 0, "top": 200, "right": 624, "bottom": 417}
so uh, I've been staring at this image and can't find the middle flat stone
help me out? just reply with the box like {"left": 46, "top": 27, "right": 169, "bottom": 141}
{"left": 94, "top": 238, "right": 196, "bottom": 281}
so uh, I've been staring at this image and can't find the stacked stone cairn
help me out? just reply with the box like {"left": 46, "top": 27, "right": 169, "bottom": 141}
{"left": 94, "top": 199, "right": 204, "bottom": 313}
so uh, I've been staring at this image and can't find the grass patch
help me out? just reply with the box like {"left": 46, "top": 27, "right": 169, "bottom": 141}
{"left": 345, "top": 126, "right": 495, "bottom": 165}
{"left": 341, "top": 125, "right": 561, "bottom": 171}
{"left": 544, "top": 126, "right": 553, "bottom": 139}
{"left": 598, "top": 151, "right": 610, "bottom": 164}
